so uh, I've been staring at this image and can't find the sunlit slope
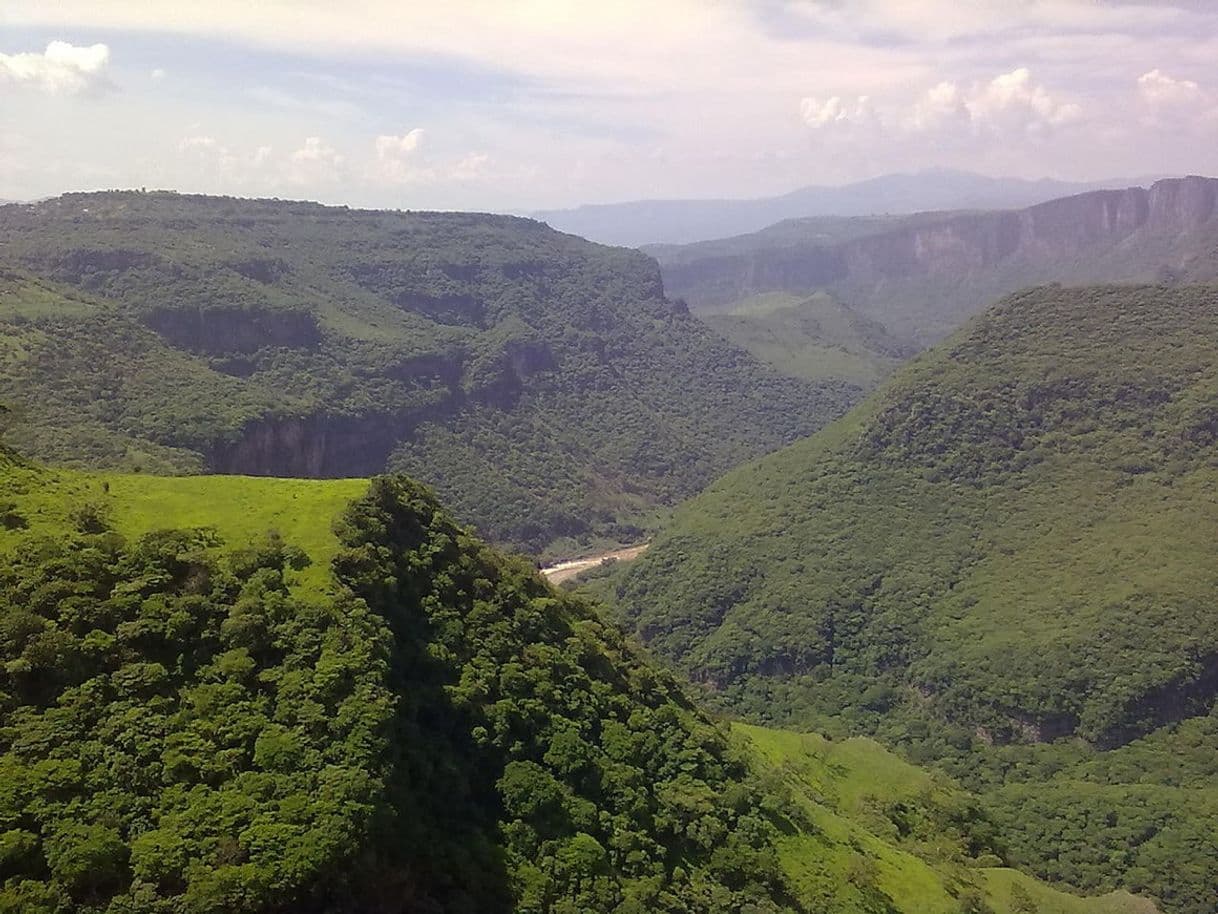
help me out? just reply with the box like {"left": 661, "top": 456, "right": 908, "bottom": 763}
{"left": 735, "top": 724, "right": 1157, "bottom": 914}
{"left": 701, "top": 291, "right": 915, "bottom": 388}
{"left": 0, "top": 455, "right": 365, "bottom": 594}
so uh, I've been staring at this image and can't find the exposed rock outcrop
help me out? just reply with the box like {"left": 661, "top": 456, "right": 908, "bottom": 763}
{"left": 209, "top": 412, "right": 405, "bottom": 477}
{"left": 658, "top": 176, "right": 1218, "bottom": 340}
{"left": 143, "top": 305, "right": 321, "bottom": 354}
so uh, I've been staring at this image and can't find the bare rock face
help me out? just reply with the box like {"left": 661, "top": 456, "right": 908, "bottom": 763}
{"left": 839, "top": 177, "right": 1218, "bottom": 277}
{"left": 659, "top": 177, "right": 1218, "bottom": 339}
{"left": 210, "top": 413, "right": 402, "bottom": 477}
{"left": 1147, "top": 173, "right": 1218, "bottom": 228}
{"left": 144, "top": 305, "right": 321, "bottom": 354}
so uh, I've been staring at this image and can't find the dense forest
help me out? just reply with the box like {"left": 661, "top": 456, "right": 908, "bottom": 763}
{"left": 611, "top": 283, "right": 1218, "bottom": 913}
{"left": 0, "top": 458, "right": 806, "bottom": 913}
{"left": 0, "top": 450, "right": 1147, "bottom": 914}
{"left": 0, "top": 193, "right": 856, "bottom": 555}
{"left": 8, "top": 4, "right": 1218, "bottom": 913}
{"left": 4, "top": 192, "right": 1212, "bottom": 914}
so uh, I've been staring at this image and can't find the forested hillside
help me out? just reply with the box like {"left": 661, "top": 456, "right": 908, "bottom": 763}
{"left": 612, "top": 283, "right": 1218, "bottom": 912}
{"left": 699, "top": 292, "right": 916, "bottom": 389}
{"left": 0, "top": 192, "right": 855, "bottom": 555}
{"left": 653, "top": 176, "right": 1218, "bottom": 342}
{"left": 0, "top": 452, "right": 1147, "bottom": 913}
{"left": 0, "top": 451, "right": 804, "bottom": 913}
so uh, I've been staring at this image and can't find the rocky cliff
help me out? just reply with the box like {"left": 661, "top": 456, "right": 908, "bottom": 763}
{"left": 657, "top": 176, "right": 1218, "bottom": 341}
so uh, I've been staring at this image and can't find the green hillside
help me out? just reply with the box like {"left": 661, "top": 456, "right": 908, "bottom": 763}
{"left": 0, "top": 455, "right": 808, "bottom": 913}
{"left": 613, "top": 284, "right": 1218, "bottom": 912}
{"left": 0, "top": 192, "right": 856, "bottom": 556}
{"left": 733, "top": 724, "right": 1157, "bottom": 914}
{"left": 701, "top": 292, "right": 915, "bottom": 388}
{"left": 0, "top": 451, "right": 1152, "bottom": 913}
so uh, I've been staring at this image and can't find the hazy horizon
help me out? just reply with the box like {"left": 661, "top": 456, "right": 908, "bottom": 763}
{"left": 4, "top": 1, "right": 1218, "bottom": 212}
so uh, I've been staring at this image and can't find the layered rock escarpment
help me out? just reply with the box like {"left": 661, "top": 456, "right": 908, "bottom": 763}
{"left": 658, "top": 176, "right": 1218, "bottom": 340}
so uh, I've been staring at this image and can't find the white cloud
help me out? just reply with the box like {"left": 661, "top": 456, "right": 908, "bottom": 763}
{"left": 0, "top": 41, "right": 112, "bottom": 95}
{"left": 810, "top": 69, "right": 1081, "bottom": 141}
{"left": 908, "top": 81, "right": 969, "bottom": 131}
{"left": 178, "top": 135, "right": 240, "bottom": 174}
{"left": 372, "top": 129, "right": 433, "bottom": 183}
{"left": 375, "top": 128, "right": 425, "bottom": 160}
{"left": 1136, "top": 69, "right": 1217, "bottom": 129}
{"left": 287, "top": 136, "right": 345, "bottom": 184}
{"left": 150, "top": 67, "right": 166, "bottom": 81}
{"left": 900, "top": 69, "right": 1081, "bottom": 138}
{"left": 179, "top": 135, "right": 219, "bottom": 152}
{"left": 1138, "top": 69, "right": 1202, "bottom": 107}
{"left": 800, "top": 95, "right": 874, "bottom": 129}
{"left": 3, "top": 2, "right": 1218, "bottom": 207}
{"left": 451, "top": 152, "right": 491, "bottom": 181}
{"left": 965, "top": 68, "right": 1082, "bottom": 134}
{"left": 291, "top": 136, "right": 343, "bottom": 165}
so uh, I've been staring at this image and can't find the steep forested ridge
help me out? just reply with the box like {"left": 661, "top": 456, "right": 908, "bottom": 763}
{"left": 0, "top": 459, "right": 806, "bottom": 913}
{"left": 0, "top": 192, "right": 855, "bottom": 554}
{"left": 0, "top": 454, "right": 1152, "bottom": 914}
{"left": 612, "top": 283, "right": 1218, "bottom": 912}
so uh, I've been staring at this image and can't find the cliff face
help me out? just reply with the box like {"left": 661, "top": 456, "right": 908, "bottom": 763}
{"left": 209, "top": 413, "right": 402, "bottom": 477}
{"left": 144, "top": 305, "right": 321, "bottom": 354}
{"left": 659, "top": 176, "right": 1218, "bottom": 340}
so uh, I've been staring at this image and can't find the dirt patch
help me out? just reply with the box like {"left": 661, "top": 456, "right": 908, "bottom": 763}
{"left": 541, "top": 544, "right": 650, "bottom": 584}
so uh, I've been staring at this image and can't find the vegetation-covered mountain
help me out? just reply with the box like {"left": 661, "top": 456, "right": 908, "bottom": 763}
{"left": 699, "top": 292, "right": 916, "bottom": 389}
{"left": 610, "top": 283, "right": 1218, "bottom": 912}
{"left": 654, "top": 176, "right": 1218, "bottom": 342}
{"left": 0, "top": 452, "right": 1146, "bottom": 914}
{"left": 534, "top": 170, "right": 1129, "bottom": 247}
{"left": 0, "top": 192, "right": 855, "bottom": 556}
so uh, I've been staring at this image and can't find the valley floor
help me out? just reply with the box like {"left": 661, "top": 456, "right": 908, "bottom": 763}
{"left": 540, "top": 543, "right": 650, "bottom": 583}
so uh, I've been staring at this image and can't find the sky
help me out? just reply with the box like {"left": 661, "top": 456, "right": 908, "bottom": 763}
{"left": 2, "top": 1, "right": 1217, "bottom": 211}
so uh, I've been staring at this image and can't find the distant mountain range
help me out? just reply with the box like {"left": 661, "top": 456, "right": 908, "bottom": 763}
{"left": 650, "top": 175, "right": 1218, "bottom": 342}
{"left": 533, "top": 169, "right": 1164, "bottom": 247}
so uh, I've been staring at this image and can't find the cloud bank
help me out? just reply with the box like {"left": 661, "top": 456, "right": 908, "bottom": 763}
{"left": 0, "top": 41, "right": 112, "bottom": 94}
{"left": 1, "top": 3, "right": 1217, "bottom": 209}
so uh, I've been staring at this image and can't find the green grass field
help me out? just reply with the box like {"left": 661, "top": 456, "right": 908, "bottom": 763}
{"left": 0, "top": 455, "right": 368, "bottom": 595}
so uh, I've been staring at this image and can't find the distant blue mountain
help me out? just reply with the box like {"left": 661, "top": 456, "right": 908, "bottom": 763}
{"left": 533, "top": 169, "right": 1163, "bottom": 247}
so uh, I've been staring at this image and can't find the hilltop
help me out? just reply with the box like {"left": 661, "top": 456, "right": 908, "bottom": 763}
{"left": 653, "top": 176, "right": 1218, "bottom": 341}
{"left": 0, "top": 192, "right": 855, "bottom": 555}
{"left": 612, "top": 283, "right": 1218, "bottom": 912}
